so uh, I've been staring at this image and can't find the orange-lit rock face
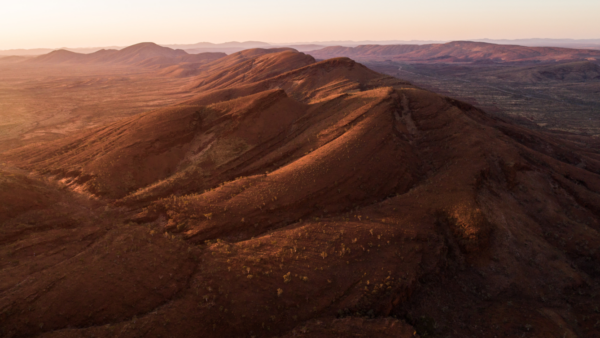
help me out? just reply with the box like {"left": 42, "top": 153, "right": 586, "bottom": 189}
{"left": 439, "top": 203, "right": 492, "bottom": 254}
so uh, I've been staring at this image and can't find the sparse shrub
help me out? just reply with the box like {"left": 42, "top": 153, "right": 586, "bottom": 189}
{"left": 409, "top": 315, "right": 436, "bottom": 337}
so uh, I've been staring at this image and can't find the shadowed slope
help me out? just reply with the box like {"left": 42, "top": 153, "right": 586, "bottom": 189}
{"left": 0, "top": 166, "right": 196, "bottom": 338}
{"left": 130, "top": 52, "right": 226, "bottom": 70}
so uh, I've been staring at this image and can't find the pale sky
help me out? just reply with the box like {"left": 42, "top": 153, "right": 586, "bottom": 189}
{"left": 1, "top": 0, "right": 599, "bottom": 49}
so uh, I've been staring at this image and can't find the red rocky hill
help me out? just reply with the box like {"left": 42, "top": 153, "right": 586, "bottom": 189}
{"left": 1, "top": 49, "right": 600, "bottom": 337}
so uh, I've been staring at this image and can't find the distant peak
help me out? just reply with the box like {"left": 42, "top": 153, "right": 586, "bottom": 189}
{"left": 120, "top": 42, "right": 167, "bottom": 51}
{"left": 51, "top": 49, "right": 76, "bottom": 53}
{"left": 131, "top": 42, "right": 160, "bottom": 47}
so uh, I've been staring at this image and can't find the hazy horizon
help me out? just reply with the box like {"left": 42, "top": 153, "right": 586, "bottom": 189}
{"left": 2, "top": 0, "right": 599, "bottom": 50}
{"left": 5, "top": 38, "right": 600, "bottom": 53}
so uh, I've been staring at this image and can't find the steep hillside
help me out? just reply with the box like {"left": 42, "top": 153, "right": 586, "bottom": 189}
{"left": 2, "top": 49, "right": 600, "bottom": 338}
{"left": 309, "top": 41, "right": 600, "bottom": 63}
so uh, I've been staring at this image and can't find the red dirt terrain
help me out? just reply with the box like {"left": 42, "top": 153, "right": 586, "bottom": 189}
{"left": 309, "top": 41, "right": 600, "bottom": 63}
{"left": 2, "top": 48, "right": 600, "bottom": 338}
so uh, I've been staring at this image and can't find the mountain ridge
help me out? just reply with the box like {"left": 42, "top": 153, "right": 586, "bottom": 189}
{"left": 308, "top": 41, "right": 600, "bottom": 63}
{"left": 27, "top": 42, "right": 226, "bottom": 69}
{"left": 4, "top": 39, "right": 600, "bottom": 57}
{"left": 1, "top": 48, "right": 600, "bottom": 337}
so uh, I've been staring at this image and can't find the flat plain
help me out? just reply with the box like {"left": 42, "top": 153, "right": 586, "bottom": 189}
{"left": 364, "top": 61, "right": 600, "bottom": 134}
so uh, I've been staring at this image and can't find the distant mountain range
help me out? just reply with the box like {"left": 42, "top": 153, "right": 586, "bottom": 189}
{"left": 0, "top": 41, "right": 323, "bottom": 56}
{"left": 0, "top": 46, "right": 124, "bottom": 56}
{"left": 474, "top": 38, "right": 600, "bottom": 49}
{"left": 2, "top": 39, "right": 599, "bottom": 56}
{"left": 164, "top": 41, "right": 271, "bottom": 49}
{"left": 26, "top": 42, "right": 226, "bottom": 70}
{"left": 308, "top": 41, "right": 600, "bottom": 63}
{"left": 14, "top": 41, "right": 600, "bottom": 80}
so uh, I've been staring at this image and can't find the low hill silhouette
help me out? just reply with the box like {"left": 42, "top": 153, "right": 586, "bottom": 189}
{"left": 28, "top": 42, "right": 226, "bottom": 70}
{"left": 0, "top": 55, "right": 30, "bottom": 63}
{"left": 309, "top": 41, "right": 600, "bottom": 63}
{"left": 2, "top": 48, "right": 600, "bottom": 337}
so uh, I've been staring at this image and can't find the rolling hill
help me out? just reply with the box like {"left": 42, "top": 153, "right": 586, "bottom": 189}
{"left": 1, "top": 49, "right": 600, "bottom": 337}
{"left": 159, "top": 48, "right": 309, "bottom": 79}
{"left": 28, "top": 42, "right": 226, "bottom": 69}
{"left": 309, "top": 41, "right": 600, "bottom": 63}
{"left": 0, "top": 56, "right": 31, "bottom": 63}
